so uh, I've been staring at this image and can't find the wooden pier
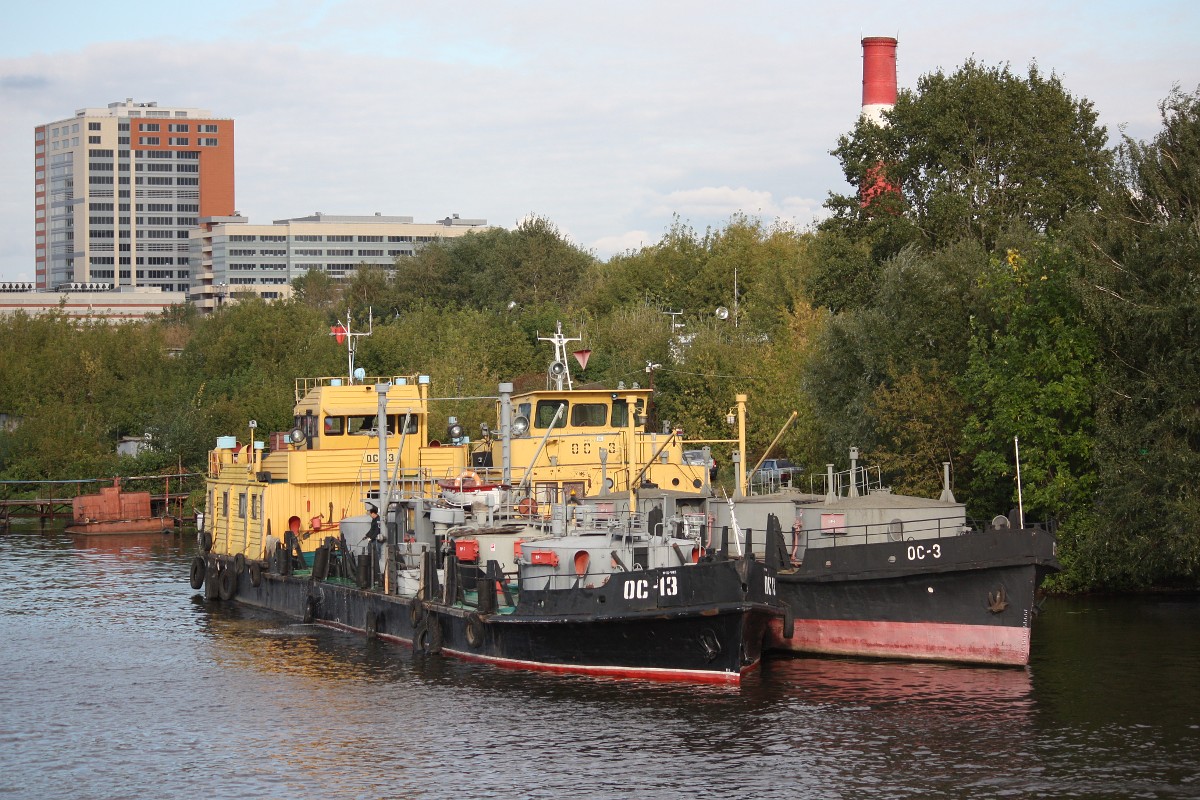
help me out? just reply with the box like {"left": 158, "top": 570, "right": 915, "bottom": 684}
{"left": 0, "top": 473, "right": 201, "bottom": 530}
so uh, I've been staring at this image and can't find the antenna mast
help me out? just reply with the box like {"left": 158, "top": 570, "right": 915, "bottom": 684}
{"left": 332, "top": 308, "right": 373, "bottom": 383}
{"left": 538, "top": 321, "right": 581, "bottom": 391}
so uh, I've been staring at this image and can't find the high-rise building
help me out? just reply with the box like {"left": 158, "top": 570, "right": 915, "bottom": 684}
{"left": 34, "top": 99, "right": 234, "bottom": 292}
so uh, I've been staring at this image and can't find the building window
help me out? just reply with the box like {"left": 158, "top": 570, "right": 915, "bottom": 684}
{"left": 139, "top": 137, "right": 160, "bottom": 145}
{"left": 198, "top": 138, "right": 218, "bottom": 147}
{"left": 139, "top": 123, "right": 160, "bottom": 132}
{"left": 88, "top": 122, "right": 101, "bottom": 130}
{"left": 357, "top": 250, "right": 383, "bottom": 257}
{"left": 169, "top": 137, "right": 189, "bottom": 146}
{"left": 88, "top": 136, "right": 101, "bottom": 144}
{"left": 358, "top": 235, "right": 383, "bottom": 242}
{"left": 168, "top": 123, "right": 189, "bottom": 133}
{"left": 201, "top": 124, "right": 218, "bottom": 133}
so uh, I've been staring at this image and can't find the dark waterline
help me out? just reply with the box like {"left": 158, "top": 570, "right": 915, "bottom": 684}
{"left": 1, "top": 526, "right": 1197, "bottom": 799}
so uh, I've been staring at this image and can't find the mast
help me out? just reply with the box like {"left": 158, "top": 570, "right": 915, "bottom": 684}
{"left": 539, "top": 321, "right": 581, "bottom": 391}
{"left": 332, "top": 308, "right": 373, "bottom": 383}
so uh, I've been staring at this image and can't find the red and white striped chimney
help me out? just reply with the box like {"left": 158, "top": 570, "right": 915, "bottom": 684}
{"left": 860, "top": 36, "right": 898, "bottom": 126}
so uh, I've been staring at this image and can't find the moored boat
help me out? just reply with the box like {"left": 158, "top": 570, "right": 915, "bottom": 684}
{"left": 722, "top": 454, "right": 1060, "bottom": 666}
{"left": 66, "top": 478, "right": 177, "bottom": 535}
{"left": 193, "top": 320, "right": 784, "bottom": 683}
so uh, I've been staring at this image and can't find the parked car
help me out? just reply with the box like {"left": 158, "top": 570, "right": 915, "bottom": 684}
{"left": 683, "top": 449, "right": 718, "bottom": 481}
{"left": 756, "top": 458, "right": 801, "bottom": 487}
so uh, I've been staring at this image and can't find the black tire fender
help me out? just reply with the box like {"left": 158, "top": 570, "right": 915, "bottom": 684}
{"left": 249, "top": 561, "right": 263, "bottom": 588}
{"left": 217, "top": 564, "right": 237, "bottom": 601}
{"left": 413, "top": 616, "right": 443, "bottom": 655}
{"left": 409, "top": 597, "right": 426, "bottom": 627}
{"left": 465, "top": 612, "right": 484, "bottom": 649}
{"left": 189, "top": 556, "right": 206, "bottom": 591}
{"left": 303, "top": 595, "right": 318, "bottom": 624}
{"left": 233, "top": 553, "right": 246, "bottom": 575}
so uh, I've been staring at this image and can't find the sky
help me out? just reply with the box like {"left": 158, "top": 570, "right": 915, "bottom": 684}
{"left": 1, "top": 0, "right": 1198, "bottom": 283}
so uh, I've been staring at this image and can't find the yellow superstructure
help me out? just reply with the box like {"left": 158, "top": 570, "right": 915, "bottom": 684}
{"left": 476, "top": 385, "right": 712, "bottom": 503}
{"left": 206, "top": 375, "right": 469, "bottom": 559}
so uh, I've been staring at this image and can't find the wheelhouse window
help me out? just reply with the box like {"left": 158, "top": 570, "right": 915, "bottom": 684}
{"left": 571, "top": 403, "right": 608, "bottom": 427}
{"left": 611, "top": 400, "right": 630, "bottom": 428}
{"left": 534, "top": 400, "right": 566, "bottom": 429}
{"left": 323, "top": 415, "right": 344, "bottom": 436}
{"left": 346, "top": 415, "right": 377, "bottom": 435}
{"left": 387, "top": 414, "right": 419, "bottom": 435}
{"left": 237, "top": 493, "right": 247, "bottom": 519}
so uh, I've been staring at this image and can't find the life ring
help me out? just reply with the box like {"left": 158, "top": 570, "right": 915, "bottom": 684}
{"left": 465, "top": 612, "right": 485, "bottom": 648}
{"left": 217, "top": 565, "right": 237, "bottom": 601}
{"left": 455, "top": 470, "right": 481, "bottom": 490}
{"left": 249, "top": 561, "right": 263, "bottom": 588}
{"left": 189, "top": 556, "right": 206, "bottom": 590}
{"left": 518, "top": 498, "right": 538, "bottom": 518}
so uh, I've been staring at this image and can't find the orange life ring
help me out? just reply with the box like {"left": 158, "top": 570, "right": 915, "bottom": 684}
{"left": 517, "top": 498, "right": 537, "bottom": 518}
{"left": 455, "top": 470, "right": 481, "bottom": 490}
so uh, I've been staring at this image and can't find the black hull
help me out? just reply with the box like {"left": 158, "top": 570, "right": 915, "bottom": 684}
{"left": 208, "top": 558, "right": 778, "bottom": 684}
{"left": 772, "top": 528, "right": 1059, "bottom": 666}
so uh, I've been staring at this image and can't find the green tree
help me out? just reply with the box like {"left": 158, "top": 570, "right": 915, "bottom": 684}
{"left": 825, "top": 59, "right": 1112, "bottom": 253}
{"left": 960, "top": 243, "right": 1099, "bottom": 525}
{"left": 1072, "top": 87, "right": 1200, "bottom": 588}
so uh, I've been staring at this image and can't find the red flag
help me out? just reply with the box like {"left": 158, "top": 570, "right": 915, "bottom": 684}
{"left": 331, "top": 323, "right": 347, "bottom": 344}
{"left": 573, "top": 349, "right": 592, "bottom": 370}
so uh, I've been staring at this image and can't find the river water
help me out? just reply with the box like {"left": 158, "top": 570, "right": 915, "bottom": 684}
{"left": 1, "top": 526, "right": 1197, "bottom": 800}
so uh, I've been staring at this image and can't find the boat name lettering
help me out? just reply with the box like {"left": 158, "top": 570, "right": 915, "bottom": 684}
{"left": 906, "top": 543, "right": 942, "bottom": 561}
{"left": 570, "top": 442, "right": 594, "bottom": 455}
{"left": 623, "top": 579, "right": 650, "bottom": 600}
{"left": 623, "top": 574, "right": 678, "bottom": 599}
{"left": 362, "top": 452, "right": 397, "bottom": 464}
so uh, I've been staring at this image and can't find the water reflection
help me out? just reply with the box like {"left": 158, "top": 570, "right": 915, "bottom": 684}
{"left": 2, "top": 527, "right": 1197, "bottom": 800}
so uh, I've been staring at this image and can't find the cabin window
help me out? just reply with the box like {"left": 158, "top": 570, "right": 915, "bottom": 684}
{"left": 611, "top": 400, "right": 629, "bottom": 428}
{"left": 222, "top": 491, "right": 228, "bottom": 517}
{"left": 237, "top": 493, "right": 247, "bottom": 519}
{"left": 251, "top": 494, "right": 260, "bottom": 520}
{"left": 323, "top": 415, "right": 344, "bottom": 436}
{"left": 346, "top": 415, "right": 378, "bottom": 436}
{"left": 534, "top": 400, "right": 566, "bottom": 429}
{"left": 571, "top": 403, "right": 607, "bottom": 427}
{"left": 207, "top": 490, "right": 213, "bottom": 518}
{"left": 387, "top": 414, "right": 419, "bottom": 434}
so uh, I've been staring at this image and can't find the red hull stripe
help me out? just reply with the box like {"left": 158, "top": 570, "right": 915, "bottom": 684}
{"left": 320, "top": 620, "right": 752, "bottom": 684}
{"left": 772, "top": 618, "right": 1032, "bottom": 666}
